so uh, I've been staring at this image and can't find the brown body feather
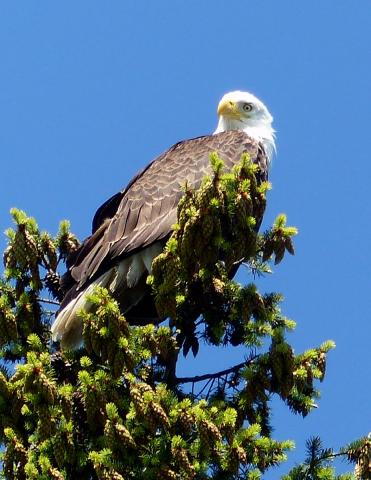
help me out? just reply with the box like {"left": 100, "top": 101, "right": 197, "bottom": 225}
{"left": 54, "top": 131, "right": 268, "bottom": 347}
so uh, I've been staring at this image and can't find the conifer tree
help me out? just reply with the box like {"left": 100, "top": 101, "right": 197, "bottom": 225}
{"left": 0, "top": 154, "right": 368, "bottom": 479}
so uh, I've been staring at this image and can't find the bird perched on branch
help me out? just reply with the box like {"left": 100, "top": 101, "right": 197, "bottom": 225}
{"left": 51, "top": 91, "right": 275, "bottom": 348}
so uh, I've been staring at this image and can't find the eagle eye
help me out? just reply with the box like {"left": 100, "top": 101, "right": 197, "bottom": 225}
{"left": 242, "top": 103, "right": 253, "bottom": 112}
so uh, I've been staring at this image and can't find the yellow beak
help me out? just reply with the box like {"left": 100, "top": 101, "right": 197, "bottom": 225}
{"left": 217, "top": 99, "right": 241, "bottom": 119}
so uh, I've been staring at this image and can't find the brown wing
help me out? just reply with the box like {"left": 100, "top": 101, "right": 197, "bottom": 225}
{"left": 69, "top": 130, "right": 268, "bottom": 290}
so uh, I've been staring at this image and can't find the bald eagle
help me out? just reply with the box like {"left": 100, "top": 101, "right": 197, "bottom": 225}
{"left": 52, "top": 91, "right": 275, "bottom": 348}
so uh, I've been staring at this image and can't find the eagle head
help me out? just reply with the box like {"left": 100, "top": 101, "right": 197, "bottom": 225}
{"left": 214, "top": 90, "right": 275, "bottom": 161}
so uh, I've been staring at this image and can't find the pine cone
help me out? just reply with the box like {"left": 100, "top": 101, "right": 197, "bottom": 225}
{"left": 130, "top": 387, "right": 146, "bottom": 417}
{"left": 53, "top": 432, "right": 66, "bottom": 468}
{"left": 4, "top": 311, "right": 18, "bottom": 342}
{"left": 3, "top": 448, "right": 14, "bottom": 478}
{"left": 0, "top": 372, "right": 10, "bottom": 398}
{"left": 4, "top": 438, "right": 27, "bottom": 478}
{"left": 90, "top": 323, "right": 103, "bottom": 357}
{"left": 112, "top": 350, "right": 126, "bottom": 378}
{"left": 317, "top": 352, "right": 326, "bottom": 380}
{"left": 149, "top": 401, "right": 169, "bottom": 428}
{"left": 37, "top": 371, "right": 57, "bottom": 405}
{"left": 96, "top": 468, "right": 125, "bottom": 480}
{"left": 228, "top": 445, "right": 247, "bottom": 472}
{"left": 13, "top": 225, "right": 39, "bottom": 268}
{"left": 24, "top": 229, "right": 39, "bottom": 265}
{"left": 177, "top": 190, "right": 195, "bottom": 228}
{"left": 172, "top": 447, "right": 195, "bottom": 478}
{"left": 45, "top": 271, "right": 64, "bottom": 302}
{"left": 199, "top": 419, "right": 222, "bottom": 444}
{"left": 72, "top": 391, "right": 88, "bottom": 442}
{"left": 48, "top": 467, "right": 64, "bottom": 480}
{"left": 85, "top": 390, "right": 100, "bottom": 430}
{"left": 158, "top": 466, "right": 178, "bottom": 479}
{"left": 59, "top": 233, "right": 80, "bottom": 259}
{"left": 153, "top": 252, "right": 166, "bottom": 278}
{"left": 235, "top": 193, "right": 252, "bottom": 227}
{"left": 163, "top": 255, "right": 180, "bottom": 288}
{"left": 40, "top": 235, "right": 58, "bottom": 270}
{"left": 108, "top": 471, "right": 125, "bottom": 480}
{"left": 178, "top": 411, "right": 195, "bottom": 433}
{"left": 3, "top": 245, "right": 16, "bottom": 269}
{"left": 354, "top": 437, "right": 371, "bottom": 479}
{"left": 37, "top": 409, "right": 53, "bottom": 439}
{"left": 50, "top": 351, "right": 75, "bottom": 383}
{"left": 115, "top": 423, "right": 136, "bottom": 448}
{"left": 104, "top": 420, "right": 116, "bottom": 446}
{"left": 198, "top": 182, "right": 215, "bottom": 209}
{"left": 201, "top": 214, "right": 214, "bottom": 239}
{"left": 180, "top": 219, "right": 197, "bottom": 264}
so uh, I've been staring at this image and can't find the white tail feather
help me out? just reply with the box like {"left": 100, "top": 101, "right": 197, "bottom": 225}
{"left": 51, "top": 242, "right": 164, "bottom": 349}
{"left": 51, "top": 269, "right": 113, "bottom": 348}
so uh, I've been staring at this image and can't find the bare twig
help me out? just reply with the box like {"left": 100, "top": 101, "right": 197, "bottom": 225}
{"left": 37, "top": 297, "right": 60, "bottom": 306}
{"left": 175, "top": 356, "right": 258, "bottom": 385}
{"left": 205, "top": 377, "right": 216, "bottom": 400}
{"left": 195, "top": 377, "right": 213, "bottom": 399}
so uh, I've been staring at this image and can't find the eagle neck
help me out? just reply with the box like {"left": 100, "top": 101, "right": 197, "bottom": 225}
{"left": 214, "top": 118, "right": 275, "bottom": 163}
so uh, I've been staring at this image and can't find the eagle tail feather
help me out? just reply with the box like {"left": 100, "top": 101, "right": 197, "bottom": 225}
{"left": 51, "top": 269, "right": 113, "bottom": 349}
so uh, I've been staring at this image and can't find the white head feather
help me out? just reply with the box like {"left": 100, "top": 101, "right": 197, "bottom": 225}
{"left": 214, "top": 90, "right": 276, "bottom": 162}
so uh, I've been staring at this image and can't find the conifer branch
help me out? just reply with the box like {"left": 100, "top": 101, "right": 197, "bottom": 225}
{"left": 1, "top": 161, "right": 356, "bottom": 480}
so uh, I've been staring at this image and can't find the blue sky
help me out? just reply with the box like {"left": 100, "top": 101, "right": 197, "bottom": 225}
{"left": 0, "top": 1, "right": 370, "bottom": 476}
